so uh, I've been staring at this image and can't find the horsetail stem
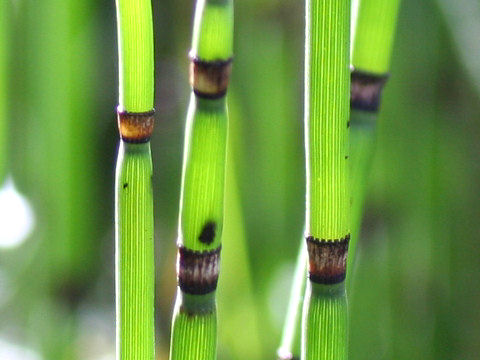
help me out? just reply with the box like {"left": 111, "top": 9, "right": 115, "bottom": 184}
{"left": 115, "top": 0, "right": 154, "bottom": 112}
{"left": 352, "top": 0, "right": 401, "bottom": 75}
{"left": 302, "top": 0, "right": 350, "bottom": 359}
{"left": 347, "top": 0, "right": 402, "bottom": 283}
{"left": 280, "top": 2, "right": 402, "bottom": 358}
{"left": 169, "top": 0, "right": 233, "bottom": 359}
{"left": 115, "top": 0, "right": 155, "bottom": 358}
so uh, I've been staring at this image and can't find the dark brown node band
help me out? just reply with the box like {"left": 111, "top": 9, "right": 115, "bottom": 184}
{"left": 189, "top": 56, "right": 233, "bottom": 99}
{"left": 117, "top": 110, "right": 155, "bottom": 143}
{"left": 306, "top": 235, "right": 350, "bottom": 284}
{"left": 351, "top": 69, "right": 389, "bottom": 112}
{"left": 177, "top": 246, "right": 221, "bottom": 295}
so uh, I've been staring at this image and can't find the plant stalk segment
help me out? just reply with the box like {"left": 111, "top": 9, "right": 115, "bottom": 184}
{"left": 302, "top": 0, "right": 350, "bottom": 359}
{"left": 302, "top": 283, "right": 348, "bottom": 360}
{"left": 115, "top": 0, "right": 154, "bottom": 112}
{"left": 281, "top": 1, "right": 402, "bottom": 358}
{"left": 169, "top": 0, "right": 233, "bottom": 359}
{"left": 347, "top": 0, "right": 402, "bottom": 281}
{"left": 115, "top": 142, "right": 155, "bottom": 359}
{"left": 115, "top": 0, "right": 155, "bottom": 358}
{"left": 352, "top": 0, "right": 401, "bottom": 75}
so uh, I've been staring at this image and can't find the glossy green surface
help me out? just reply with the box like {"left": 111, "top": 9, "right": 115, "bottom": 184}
{"left": 352, "top": 0, "right": 402, "bottom": 74}
{"left": 115, "top": 0, "right": 154, "bottom": 112}
{"left": 305, "top": 0, "right": 351, "bottom": 240}
{"left": 191, "top": 0, "right": 234, "bottom": 61}
{"left": 170, "top": 292, "right": 217, "bottom": 360}
{"left": 178, "top": 96, "right": 228, "bottom": 251}
{"left": 302, "top": 283, "right": 348, "bottom": 360}
{"left": 115, "top": 142, "right": 155, "bottom": 360}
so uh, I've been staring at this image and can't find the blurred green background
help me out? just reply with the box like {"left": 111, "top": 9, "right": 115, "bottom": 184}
{"left": 1, "top": 0, "right": 479, "bottom": 359}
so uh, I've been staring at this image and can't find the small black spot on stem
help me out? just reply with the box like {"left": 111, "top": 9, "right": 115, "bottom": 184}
{"left": 199, "top": 221, "right": 216, "bottom": 245}
{"left": 123, "top": 183, "right": 128, "bottom": 189}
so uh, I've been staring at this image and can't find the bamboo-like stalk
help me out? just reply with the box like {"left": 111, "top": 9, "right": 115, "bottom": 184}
{"left": 115, "top": 0, "right": 155, "bottom": 358}
{"left": 278, "top": 2, "right": 402, "bottom": 358}
{"left": 347, "top": 0, "right": 402, "bottom": 283}
{"left": 301, "top": 0, "right": 350, "bottom": 359}
{"left": 169, "top": 0, "right": 233, "bottom": 359}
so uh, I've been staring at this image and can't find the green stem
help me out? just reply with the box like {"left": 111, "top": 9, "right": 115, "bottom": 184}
{"left": 170, "top": 0, "right": 233, "bottom": 359}
{"left": 305, "top": 0, "right": 350, "bottom": 239}
{"left": 302, "top": 283, "right": 348, "bottom": 360}
{"left": 347, "top": 0, "right": 402, "bottom": 285}
{"left": 281, "top": 1, "right": 403, "bottom": 358}
{"left": 302, "top": 0, "right": 350, "bottom": 359}
{"left": 115, "top": 0, "right": 155, "bottom": 358}
{"left": 352, "top": 0, "right": 402, "bottom": 74}
{"left": 115, "top": 0, "right": 154, "bottom": 112}
{"left": 115, "top": 142, "right": 155, "bottom": 359}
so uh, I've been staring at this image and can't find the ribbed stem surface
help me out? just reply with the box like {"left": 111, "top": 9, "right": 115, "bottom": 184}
{"left": 302, "top": 284, "right": 348, "bottom": 360}
{"left": 305, "top": 0, "right": 350, "bottom": 239}
{"left": 115, "top": 0, "right": 154, "bottom": 111}
{"left": 352, "top": 0, "right": 401, "bottom": 74}
{"left": 171, "top": 0, "right": 233, "bottom": 358}
{"left": 303, "top": 1, "right": 350, "bottom": 359}
{"left": 170, "top": 293, "right": 217, "bottom": 360}
{"left": 179, "top": 96, "right": 228, "bottom": 251}
{"left": 115, "top": 142, "right": 155, "bottom": 359}
{"left": 191, "top": 0, "right": 234, "bottom": 60}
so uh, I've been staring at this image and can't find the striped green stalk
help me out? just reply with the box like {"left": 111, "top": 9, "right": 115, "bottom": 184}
{"left": 303, "top": 283, "right": 348, "bottom": 360}
{"left": 302, "top": 0, "right": 350, "bottom": 360}
{"left": 352, "top": 0, "right": 401, "bottom": 75}
{"left": 347, "top": 0, "right": 402, "bottom": 283}
{"left": 115, "top": 0, "right": 155, "bottom": 358}
{"left": 169, "top": 0, "right": 233, "bottom": 360}
{"left": 0, "top": 0, "right": 8, "bottom": 185}
{"left": 279, "top": 2, "right": 401, "bottom": 358}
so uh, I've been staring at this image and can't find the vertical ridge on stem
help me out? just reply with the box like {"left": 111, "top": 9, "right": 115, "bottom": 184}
{"left": 169, "top": 0, "right": 233, "bottom": 359}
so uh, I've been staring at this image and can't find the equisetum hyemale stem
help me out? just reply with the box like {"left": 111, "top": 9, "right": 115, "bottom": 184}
{"left": 279, "top": 1, "right": 402, "bottom": 358}
{"left": 115, "top": 0, "right": 155, "bottom": 358}
{"left": 347, "top": 0, "right": 402, "bottom": 285}
{"left": 302, "top": 0, "right": 351, "bottom": 359}
{"left": 169, "top": 0, "right": 233, "bottom": 360}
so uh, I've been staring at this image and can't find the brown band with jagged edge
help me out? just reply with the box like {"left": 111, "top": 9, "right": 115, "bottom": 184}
{"left": 117, "top": 110, "right": 155, "bottom": 143}
{"left": 306, "top": 235, "right": 350, "bottom": 284}
{"left": 351, "top": 69, "right": 389, "bottom": 112}
{"left": 189, "top": 55, "right": 233, "bottom": 99}
{"left": 177, "top": 246, "right": 221, "bottom": 295}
